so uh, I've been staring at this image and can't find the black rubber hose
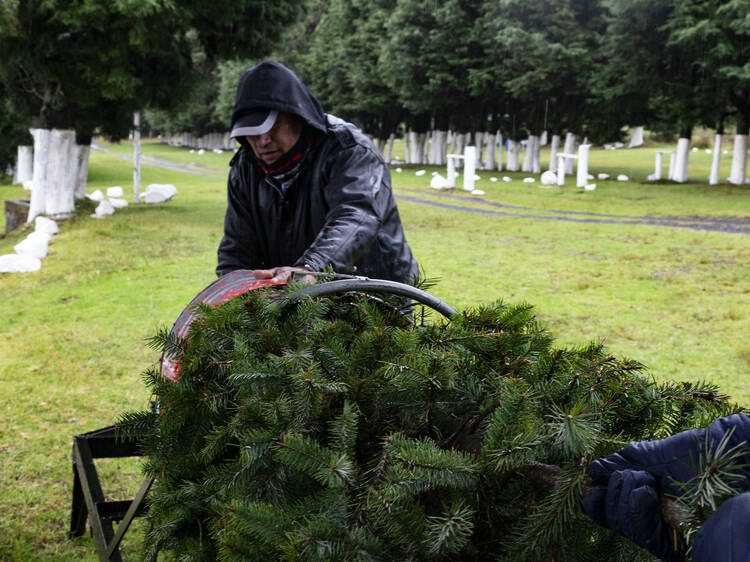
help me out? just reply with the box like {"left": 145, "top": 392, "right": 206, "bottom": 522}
{"left": 280, "top": 278, "right": 457, "bottom": 318}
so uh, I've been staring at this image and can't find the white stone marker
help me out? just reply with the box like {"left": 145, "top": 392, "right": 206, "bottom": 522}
{"left": 35, "top": 216, "right": 58, "bottom": 235}
{"left": 14, "top": 231, "right": 51, "bottom": 259}
{"left": 653, "top": 150, "right": 675, "bottom": 181}
{"left": 576, "top": 144, "right": 590, "bottom": 188}
{"left": 0, "top": 254, "right": 42, "bottom": 273}
{"left": 463, "top": 146, "right": 476, "bottom": 191}
{"left": 446, "top": 154, "right": 461, "bottom": 188}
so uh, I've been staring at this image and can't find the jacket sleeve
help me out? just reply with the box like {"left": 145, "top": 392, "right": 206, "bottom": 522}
{"left": 294, "top": 143, "right": 389, "bottom": 273}
{"left": 216, "top": 167, "right": 259, "bottom": 277}
{"left": 586, "top": 414, "right": 750, "bottom": 496}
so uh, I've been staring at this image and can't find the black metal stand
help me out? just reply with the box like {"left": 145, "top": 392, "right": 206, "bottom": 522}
{"left": 69, "top": 426, "right": 152, "bottom": 561}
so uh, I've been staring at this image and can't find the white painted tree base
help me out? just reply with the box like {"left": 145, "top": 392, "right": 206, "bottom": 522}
{"left": 563, "top": 133, "right": 576, "bottom": 174}
{"left": 13, "top": 146, "right": 33, "bottom": 185}
{"left": 729, "top": 135, "right": 748, "bottom": 185}
{"left": 506, "top": 140, "right": 520, "bottom": 171}
{"left": 709, "top": 134, "right": 722, "bottom": 185}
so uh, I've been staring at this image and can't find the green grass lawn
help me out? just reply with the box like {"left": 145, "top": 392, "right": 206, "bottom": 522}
{"left": 1, "top": 138, "right": 749, "bottom": 559}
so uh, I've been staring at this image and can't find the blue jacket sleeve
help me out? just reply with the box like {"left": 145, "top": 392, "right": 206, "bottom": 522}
{"left": 586, "top": 414, "right": 750, "bottom": 496}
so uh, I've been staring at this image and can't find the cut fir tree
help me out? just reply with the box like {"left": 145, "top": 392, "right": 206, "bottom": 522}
{"left": 118, "top": 282, "right": 736, "bottom": 561}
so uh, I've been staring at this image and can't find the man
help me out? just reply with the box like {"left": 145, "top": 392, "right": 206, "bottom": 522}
{"left": 582, "top": 413, "right": 750, "bottom": 561}
{"left": 217, "top": 60, "right": 419, "bottom": 284}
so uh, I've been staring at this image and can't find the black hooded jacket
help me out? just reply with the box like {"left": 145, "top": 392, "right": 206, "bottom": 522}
{"left": 217, "top": 61, "right": 419, "bottom": 283}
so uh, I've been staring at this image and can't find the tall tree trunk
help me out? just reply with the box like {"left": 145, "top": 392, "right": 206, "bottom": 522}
{"left": 432, "top": 130, "right": 447, "bottom": 165}
{"left": 408, "top": 131, "right": 422, "bottom": 164}
{"left": 709, "top": 133, "right": 722, "bottom": 185}
{"left": 496, "top": 131, "right": 503, "bottom": 171}
{"left": 473, "top": 131, "right": 485, "bottom": 169}
{"left": 549, "top": 134, "right": 560, "bottom": 173}
{"left": 385, "top": 133, "right": 395, "bottom": 163}
{"left": 404, "top": 131, "right": 411, "bottom": 164}
{"left": 134, "top": 111, "right": 142, "bottom": 202}
{"left": 28, "top": 128, "right": 51, "bottom": 222}
{"left": 29, "top": 128, "right": 77, "bottom": 220}
{"left": 729, "top": 115, "right": 749, "bottom": 184}
{"left": 563, "top": 133, "right": 576, "bottom": 174}
{"left": 74, "top": 143, "right": 90, "bottom": 199}
{"left": 532, "top": 136, "right": 541, "bottom": 174}
{"left": 13, "top": 146, "right": 33, "bottom": 185}
{"left": 484, "top": 132, "right": 496, "bottom": 170}
{"left": 455, "top": 133, "right": 466, "bottom": 168}
{"left": 522, "top": 136, "right": 538, "bottom": 172}
{"left": 628, "top": 126, "right": 644, "bottom": 148}
{"left": 448, "top": 130, "right": 457, "bottom": 155}
{"left": 728, "top": 134, "right": 748, "bottom": 185}
{"left": 506, "top": 140, "right": 520, "bottom": 171}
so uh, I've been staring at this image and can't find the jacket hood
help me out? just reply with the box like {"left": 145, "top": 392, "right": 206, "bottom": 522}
{"left": 231, "top": 61, "right": 328, "bottom": 139}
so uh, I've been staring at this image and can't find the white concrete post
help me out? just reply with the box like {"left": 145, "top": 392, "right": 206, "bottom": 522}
{"left": 654, "top": 152, "right": 663, "bottom": 180}
{"left": 709, "top": 134, "right": 722, "bottom": 185}
{"left": 576, "top": 144, "right": 590, "bottom": 188}
{"left": 463, "top": 146, "right": 476, "bottom": 191}
{"left": 133, "top": 111, "right": 141, "bottom": 202}
{"left": 672, "top": 138, "right": 690, "bottom": 183}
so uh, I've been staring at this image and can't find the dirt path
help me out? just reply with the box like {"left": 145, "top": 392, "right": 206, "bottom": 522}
{"left": 396, "top": 188, "right": 750, "bottom": 235}
{"left": 92, "top": 144, "right": 226, "bottom": 178}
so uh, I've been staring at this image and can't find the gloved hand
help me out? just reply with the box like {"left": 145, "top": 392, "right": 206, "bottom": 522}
{"left": 582, "top": 414, "right": 750, "bottom": 561}
{"left": 582, "top": 469, "right": 684, "bottom": 561}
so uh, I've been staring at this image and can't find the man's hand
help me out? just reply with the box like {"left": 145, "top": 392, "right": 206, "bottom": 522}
{"left": 252, "top": 266, "right": 315, "bottom": 284}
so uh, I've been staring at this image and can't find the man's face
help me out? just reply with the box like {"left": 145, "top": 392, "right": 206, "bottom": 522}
{"left": 246, "top": 112, "right": 302, "bottom": 165}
